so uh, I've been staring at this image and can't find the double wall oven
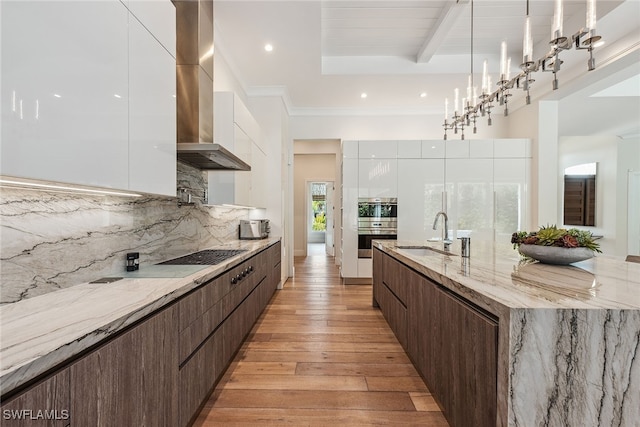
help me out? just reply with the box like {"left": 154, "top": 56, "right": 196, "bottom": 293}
{"left": 357, "top": 197, "right": 397, "bottom": 258}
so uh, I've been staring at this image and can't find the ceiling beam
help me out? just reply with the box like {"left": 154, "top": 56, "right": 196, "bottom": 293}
{"left": 416, "top": 0, "right": 469, "bottom": 64}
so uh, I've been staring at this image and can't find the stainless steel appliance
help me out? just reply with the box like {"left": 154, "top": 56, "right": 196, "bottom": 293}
{"left": 239, "top": 219, "right": 270, "bottom": 240}
{"left": 357, "top": 197, "right": 397, "bottom": 258}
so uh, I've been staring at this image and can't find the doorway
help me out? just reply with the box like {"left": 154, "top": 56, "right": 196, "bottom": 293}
{"left": 307, "top": 181, "right": 335, "bottom": 257}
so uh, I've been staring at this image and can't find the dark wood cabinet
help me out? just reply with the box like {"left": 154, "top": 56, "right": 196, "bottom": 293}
{"left": 374, "top": 249, "right": 498, "bottom": 427}
{"left": 4, "top": 241, "right": 281, "bottom": 427}
{"left": 69, "top": 305, "right": 179, "bottom": 427}
{"left": 0, "top": 369, "right": 70, "bottom": 426}
{"left": 178, "top": 241, "right": 280, "bottom": 426}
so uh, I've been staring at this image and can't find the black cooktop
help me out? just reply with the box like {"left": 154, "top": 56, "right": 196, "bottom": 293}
{"left": 158, "top": 249, "right": 247, "bottom": 265}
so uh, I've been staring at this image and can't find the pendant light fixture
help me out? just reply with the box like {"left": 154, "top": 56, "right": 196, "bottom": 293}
{"left": 443, "top": 0, "right": 603, "bottom": 140}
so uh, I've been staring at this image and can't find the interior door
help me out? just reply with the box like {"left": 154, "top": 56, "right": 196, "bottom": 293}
{"left": 326, "top": 181, "right": 335, "bottom": 256}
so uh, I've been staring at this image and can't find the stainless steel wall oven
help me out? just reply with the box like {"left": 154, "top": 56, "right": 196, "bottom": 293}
{"left": 357, "top": 197, "right": 397, "bottom": 258}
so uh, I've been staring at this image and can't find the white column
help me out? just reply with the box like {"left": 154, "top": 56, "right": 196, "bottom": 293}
{"left": 537, "top": 101, "right": 560, "bottom": 226}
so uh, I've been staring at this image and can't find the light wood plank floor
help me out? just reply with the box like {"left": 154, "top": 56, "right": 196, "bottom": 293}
{"left": 193, "top": 245, "right": 449, "bottom": 426}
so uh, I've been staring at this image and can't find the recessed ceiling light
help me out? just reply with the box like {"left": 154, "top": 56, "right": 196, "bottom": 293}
{"left": 361, "top": 93, "right": 367, "bottom": 99}
{"left": 420, "top": 92, "right": 427, "bottom": 98}
{"left": 264, "top": 43, "right": 273, "bottom": 52}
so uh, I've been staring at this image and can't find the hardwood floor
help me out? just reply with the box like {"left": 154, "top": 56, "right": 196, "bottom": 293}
{"left": 193, "top": 246, "right": 449, "bottom": 426}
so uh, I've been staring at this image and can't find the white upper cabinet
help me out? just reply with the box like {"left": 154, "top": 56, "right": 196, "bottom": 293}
{"left": 128, "top": 11, "right": 176, "bottom": 196}
{"left": 209, "top": 92, "right": 264, "bottom": 207}
{"left": 494, "top": 138, "right": 531, "bottom": 158}
{"left": 358, "top": 141, "right": 398, "bottom": 198}
{"left": 469, "top": 139, "right": 494, "bottom": 158}
{"left": 421, "top": 140, "right": 446, "bottom": 158}
{"left": 358, "top": 141, "right": 397, "bottom": 159}
{"left": 1, "top": 1, "right": 129, "bottom": 189}
{"left": 397, "top": 140, "right": 421, "bottom": 158}
{"left": 126, "top": 0, "right": 176, "bottom": 57}
{"left": 358, "top": 158, "right": 398, "bottom": 198}
{"left": 342, "top": 140, "right": 358, "bottom": 159}
{"left": 1, "top": 0, "right": 177, "bottom": 195}
{"left": 445, "top": 139, "right": 470, "bottom": 158}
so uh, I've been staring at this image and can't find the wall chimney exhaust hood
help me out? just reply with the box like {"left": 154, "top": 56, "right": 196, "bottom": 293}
{"left": 174, "top": 0, "right": 250, "bottom": 171}
{"left": 177, "top": 143, "right": 250, "bottom": 170}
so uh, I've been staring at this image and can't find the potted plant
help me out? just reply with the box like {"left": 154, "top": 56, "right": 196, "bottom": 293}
{"left": 511, "top": 225, "right": 601, "bottom": 265}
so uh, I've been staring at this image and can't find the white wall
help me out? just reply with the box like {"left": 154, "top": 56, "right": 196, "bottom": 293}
{"left": 290, "top": 113, "right": 508, "bottom": 141}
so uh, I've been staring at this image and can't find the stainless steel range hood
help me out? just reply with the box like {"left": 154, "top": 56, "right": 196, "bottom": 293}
{"left": 174, "top": 0, "right": 250, "bottom": 171}
{"left": 177, "top": 143, "right": 250, "bottom": 170}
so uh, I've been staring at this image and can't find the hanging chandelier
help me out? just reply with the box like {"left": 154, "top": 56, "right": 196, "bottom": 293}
{"left": 443, "top": 0, "right": 602, "bottom": 140}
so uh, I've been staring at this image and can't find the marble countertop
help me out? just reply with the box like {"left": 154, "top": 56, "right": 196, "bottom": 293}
{"left": 0, "top": 238, "right": 280, "bottom": 397}
{"left": 375, "top": 239, "right": 640, "bottom": 314}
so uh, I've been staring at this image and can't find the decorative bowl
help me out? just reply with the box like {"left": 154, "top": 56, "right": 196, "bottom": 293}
{"left": 517, "top": 244, "right": 595, "bottom": 265}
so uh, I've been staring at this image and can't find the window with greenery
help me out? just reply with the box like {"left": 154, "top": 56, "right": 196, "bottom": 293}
{"left": 311, "top": 183, "right": 326, "bottom": 232}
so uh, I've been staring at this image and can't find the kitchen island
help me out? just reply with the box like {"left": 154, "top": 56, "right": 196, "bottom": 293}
{"left": 373, "top": 239, "right": 639, "bottom": 427}
{"left": 0, "top": 238, "right": 281, "bottom": 426}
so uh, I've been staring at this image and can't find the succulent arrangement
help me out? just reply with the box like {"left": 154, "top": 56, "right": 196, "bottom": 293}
{"left": 511, "top": 225, "right": 601, "bottom": 252}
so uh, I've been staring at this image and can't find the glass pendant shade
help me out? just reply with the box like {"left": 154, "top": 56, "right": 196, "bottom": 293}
{"left": 551, "top": 0, "right": 564, "bottom": 41}
{"left": 587, "top": 0, "right": 596, "bottom": 31}
{"left": 500, "top": 41, "right": 508, "bottom": 80}
{"left": 523, "top": 16, "right": 533, "bottom": 63}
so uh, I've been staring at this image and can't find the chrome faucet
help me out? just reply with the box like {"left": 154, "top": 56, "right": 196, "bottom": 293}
{"left": 432, "top": 211, "right": 452, "bottom": 251}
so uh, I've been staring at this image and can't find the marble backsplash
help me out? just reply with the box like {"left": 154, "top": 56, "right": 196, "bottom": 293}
{"left": 0, "top": 164, "right": 253, "bottom": 304}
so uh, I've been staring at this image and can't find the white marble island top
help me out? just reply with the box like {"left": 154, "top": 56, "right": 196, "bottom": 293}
{"left": 0, "top": 238, "right": 280, "bottom": 397}
{"left": 375, "top": 239, "right": 640, "bottom": 313}
{"left": 375, "top": 239, "right": 640, "bottom": 427}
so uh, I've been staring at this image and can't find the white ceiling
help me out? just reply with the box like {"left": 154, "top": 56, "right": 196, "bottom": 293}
{"left": 214, "top": 0, "right": 639, "bottom": 134}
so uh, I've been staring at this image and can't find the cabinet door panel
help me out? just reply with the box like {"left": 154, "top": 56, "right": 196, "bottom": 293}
{"left": 128, "top": 14, "right": 176, "bottom": 196}
{"left": 70, "top": 305, "right": 178, "bottom": 427}
{"left": 494, "top": 158, "right": 529, "bottom": 240}
{"left": 358, "top": 141, "right": 397, "bottom": 159}
{"left": 179, "top": 326, "right": 225, "bottom": 427}
{"left": 127, "top": 0, "right": 176, "bottom": 57}
{"left": 398, "top": 159, "right": 444, "bottom": 241}
{"left": 440, "top": 290, "right": 498, "bottom": 427}
{"left": 358, "top": 158, "right": 398, "bottom": 198}
{"left": 1, "top": 1, "right": 128, "bottom": 189}
{"left": 407, "top": 263, "right": 497, "bottom": 427}
{"left": 375, "top": 279, "right": 407, "bottom": 350}
{"left": 341, "top": 158, "right": 359, "bottom": 278}
{"left": 0, "top": 369, "right": 70, "bottom": 427}
{"left": 445, "top": 159, "right": 494, "bottom": 241}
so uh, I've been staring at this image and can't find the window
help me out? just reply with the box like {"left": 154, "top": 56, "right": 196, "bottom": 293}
{"left": 311, "top": 183, "right": 326, "bottom": 232}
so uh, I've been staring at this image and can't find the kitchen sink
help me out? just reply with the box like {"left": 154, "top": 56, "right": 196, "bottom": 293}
{"left": 395, "top": 245, "right": 455, "bottom": 257}
{"left": 158, "top": 249, "right": 247, "bottom": 265}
